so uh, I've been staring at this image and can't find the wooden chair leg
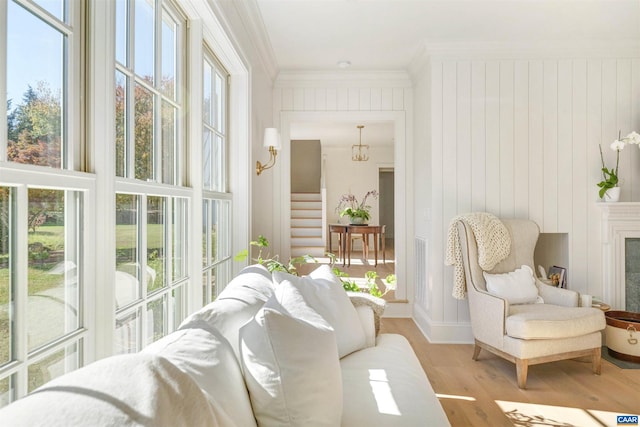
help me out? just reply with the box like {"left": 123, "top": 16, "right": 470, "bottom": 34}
{"left": 592, "top": 347, "right": 602, "bottom": 375}
{"left": 516, "top": 359, "right": 528, "bottom": 389}
{"left": 472, "top": 344, "right": 482, "bottom": 361}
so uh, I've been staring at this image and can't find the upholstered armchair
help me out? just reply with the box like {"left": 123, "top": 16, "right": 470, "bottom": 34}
{"left": 456, "top": 218, "right": 605, "bottom": 389}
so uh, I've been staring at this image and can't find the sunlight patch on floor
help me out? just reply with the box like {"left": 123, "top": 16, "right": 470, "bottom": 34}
{"left": 495, "top": 400, "right": 638, "bottom": 427}
{"left": 435, "top": 393, "right": 477, "bottom": 402}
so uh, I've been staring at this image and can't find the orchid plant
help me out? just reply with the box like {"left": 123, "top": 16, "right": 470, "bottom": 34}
{"left": 598, "top": 130, "right": 640, "bottom": 199}
{"left": 336, "top": 189, "right": 379, "bottom": 221}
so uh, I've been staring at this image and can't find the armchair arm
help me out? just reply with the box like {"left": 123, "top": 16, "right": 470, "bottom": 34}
{"left": 467, "top": 286, "right": 508, "bottom": 350}
{"left": 535, "top": 278, "right": 579, "bottom": 307}
{"left": 348, "top": 292, "right": 386, "bottom": 336}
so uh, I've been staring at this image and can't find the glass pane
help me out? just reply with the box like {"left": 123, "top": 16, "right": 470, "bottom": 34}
{"left": 115, "top": 194, "right": 139, "bottom": 309}
{"left": 0, "top": 188, "right": 13, "bottom": 367}
{"left": 209, "top": 267, "right": 217, "bottom": 302}
{"left": 161, "top": 102, "right": 175, "bottom": 185}
{"left": 115, "top": 71, "right": 127, "bottom": 177}
{"left": 28, "top": 341, "right": 79, "bottom": 393}
{"left": 215, "top": 72, "right": 224, "bottom": 132}
{"left": 161, "top": 12, "right": 176, "bottom": 99}
{"left": 219, "top": 200, "right": 231, "bottom": 259}
{"left": 202, "top": 201, "right": 209, "bottom": 268}
{"left": 626, "top": 238, "right": 640, "bottom": 312}
{"left": 203, "top": 61, "right": 212, "bottom": 126}
{"left": 134, "top": 83, "right": 154, "bottom": 181}
{"left": 32, "top": 0, "right": 64, "bottom": 21}
{"left": 134, "top": 0, "right": 154, "bottom": 84}
{"left": 115, "top": 0, "right": 127, "bottom": 65}
{"left": 7, "top": 1, "right": 64, "bottom": 168}
{"left": 147, "top": 196, "right": 165, "bottom": 293}
{"left": 202, "top": 272, "right": 209, "bottom": 306}
{"left": 115, "top": 308, "right": 141, "bottom": 354}
{"left": 210, "top": 199, "right": 218, "bottom": 263}
{"left": 172, "top": 198, "right": 187, "bottom": 282}
{"left": 203, "top": 128, "right": 212, "bottom": 189}
{"left": 172, "top": 285, "right": 185, "bottom": 329}
{"left": 0, "top": 375, "right": 13, "bottom": 409}
{"left": 146, "top": 295, "right": 166, "bottom": 345}
{"left": 27, "top": 189, "right": 80, "bottom": 352}
{"left": 212, "top": 134, "right": 224, "bottom": 192}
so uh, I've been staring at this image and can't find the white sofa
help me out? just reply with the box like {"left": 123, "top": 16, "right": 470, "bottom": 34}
{"left": 0, "top": 264, "right": 450, "bottom": 426}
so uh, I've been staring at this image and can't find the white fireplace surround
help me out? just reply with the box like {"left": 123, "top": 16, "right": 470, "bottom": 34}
{"left": 599, "top": 202, "right": 640, "bottom": 309}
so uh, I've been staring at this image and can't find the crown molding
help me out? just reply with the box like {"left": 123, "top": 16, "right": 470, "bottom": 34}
{"left": 408, "top": 39, "right": 640, "bottom": 77}
{"left": 275, "top": 70, "right": 412, "bottom": 88}
{"left": 231, "top": 0, "right": 279, "bottom": 82}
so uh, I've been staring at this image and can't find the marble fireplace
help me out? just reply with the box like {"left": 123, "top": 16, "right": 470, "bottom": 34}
{"left": 599, "top": 203, "right": 640, "bottom": 311}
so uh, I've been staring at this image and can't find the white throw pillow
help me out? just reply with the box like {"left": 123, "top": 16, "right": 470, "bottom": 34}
{"left": 273, "top": 265, "right": 367, "bottom": 358}
{"left": 483, "top": 265, "right": 539, "bottom": 305}
{"left": 240, "top": 281, "right": 343, "bottom": 427}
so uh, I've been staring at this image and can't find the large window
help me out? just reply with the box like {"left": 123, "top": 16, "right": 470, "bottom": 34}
{"left": 1, "top": 0, "right": 87, "bottom": 407}
{"left": 202, "top": 49, "right": 232, "bottom": 304}
{"left": 0, "top": 0, "right": 242, "bottom": 408}
{"left": 114, "top": 0, "right": 188, "bottom": 353}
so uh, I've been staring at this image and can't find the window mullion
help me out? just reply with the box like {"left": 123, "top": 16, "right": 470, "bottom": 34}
{"left": 13, "top": 185, "right": 28, "bottom": 400}
{"left": 0, "top": 1, "right": 7, "bottom": 163}
{"left": 139, "top": 194, "right": 148, "bottom": 346}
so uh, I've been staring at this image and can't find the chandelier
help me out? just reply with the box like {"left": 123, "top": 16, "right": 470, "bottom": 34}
{"left": 352, "top": 125, "right": 369, "bottom": 161}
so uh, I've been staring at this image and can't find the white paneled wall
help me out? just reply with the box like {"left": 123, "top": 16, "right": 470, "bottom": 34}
{"left": 276, "top": 86, "right": 409, "bottom": 112}
{"left": 426, "top": 57, "right": 640, "bottom": 329}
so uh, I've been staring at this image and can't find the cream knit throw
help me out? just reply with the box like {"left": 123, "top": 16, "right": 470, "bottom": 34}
{"left": 445, "top": 212, "right": 511, "bottom": 300}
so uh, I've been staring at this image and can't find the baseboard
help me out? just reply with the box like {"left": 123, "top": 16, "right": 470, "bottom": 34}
{"left": 413, "top": 304, "right": 474, "bottom": 344}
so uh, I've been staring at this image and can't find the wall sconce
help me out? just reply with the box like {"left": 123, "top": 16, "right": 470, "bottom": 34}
{"left": 256, "top": 128, "right": 281, "bottom": 175}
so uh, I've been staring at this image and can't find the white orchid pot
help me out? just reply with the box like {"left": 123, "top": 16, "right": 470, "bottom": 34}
{"left": 603, "top": 186, "right": 621, "bottom": 202}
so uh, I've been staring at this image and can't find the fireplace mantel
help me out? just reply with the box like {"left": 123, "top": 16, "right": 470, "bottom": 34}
{"left": 597, "top": 202, "right": 640, "bottom": 309}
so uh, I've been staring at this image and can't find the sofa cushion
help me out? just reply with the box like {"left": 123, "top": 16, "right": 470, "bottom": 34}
{"left": 240, "top": 279, "right": 343, "bottom": 427}
{"left": 179, "top": 264, "right": 274, "bottom": 359}
{"left": 273, "top": 265, "right": 367, "bottom": 358}
{"left": 339, "top": 334, "right": 451, "bottom": 427}
{"left": 484, "top": 265, "right": 539, "bottom": 305}
{"left": 143, "top": 326, "right": 257, "bottom": 427}
{"left": 0, "top": 353, "right": 219, "bottom": 427}
{"left": 507, "top": 304, "right": 606, "bottom": 339}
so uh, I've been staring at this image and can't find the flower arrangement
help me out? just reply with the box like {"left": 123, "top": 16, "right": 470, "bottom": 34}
{"left": 597, "top": 130, "right": 640, "bottom": 199}
{"left": 336, "top": 189, "right": 379, "bottom": 222}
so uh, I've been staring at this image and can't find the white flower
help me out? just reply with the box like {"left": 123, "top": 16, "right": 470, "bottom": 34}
{"left": 611, "top": 139, "right": 626, "bottom": 151}
{"left": 625, "top": 131, "right": 640, "bottom": 145}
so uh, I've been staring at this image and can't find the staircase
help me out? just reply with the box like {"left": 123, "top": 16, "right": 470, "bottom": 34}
{"left": 291, "top": 193, "right": 325, "bottom": 257}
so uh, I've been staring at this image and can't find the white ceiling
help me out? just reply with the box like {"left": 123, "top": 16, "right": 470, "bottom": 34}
{"left": 254, "top": 0, "right": 640, "bottom": 147}
{"left": 291, "top": 121, "right": 394, "bottom": 146}
{"left": 255, "top": 0, "right": 640, "bottom": 71}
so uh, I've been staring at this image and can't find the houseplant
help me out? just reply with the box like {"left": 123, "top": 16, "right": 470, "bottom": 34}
{"left": 336, "top": 190, "right": 379, "bottom": 224}
{"left": 597, "top": 131, "right": 640, "bottom": 200}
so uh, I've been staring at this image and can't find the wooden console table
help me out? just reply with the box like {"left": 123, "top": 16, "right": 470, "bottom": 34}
{"left": 328, "top": 224, "right": 386, "bottom": 267}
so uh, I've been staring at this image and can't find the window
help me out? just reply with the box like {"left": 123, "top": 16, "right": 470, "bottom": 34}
{"left": 115, "top": 0, "right": 182, "bottom": 185}
{"left": 114, "top": 0, "right": 188, "bottom": 353}
{"left": 202, "top": 49, "right": 231, "bottom": 304}
{"left": 1, "top": 0, "right": 87, "bottom": 407}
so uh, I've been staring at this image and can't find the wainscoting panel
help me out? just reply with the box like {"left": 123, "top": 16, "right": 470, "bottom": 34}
{"left": 428, "top": 56, "right": 640, "bottom": 325}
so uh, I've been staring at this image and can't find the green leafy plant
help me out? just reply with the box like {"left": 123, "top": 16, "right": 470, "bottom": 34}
{"left": 336, "top": 190, "right": 379, "bottom": 222}
{"left": 235, "top": 235, "right": 316, "bottom": 275}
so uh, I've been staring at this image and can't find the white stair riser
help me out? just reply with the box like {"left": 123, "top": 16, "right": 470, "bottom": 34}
{"left": 291, "top": 193, "right": 321, "bottom": 202}
{"left": 291, "top": 218, "right": 322, "bottom": 228}
{"left": 291, "top": 209, "right": 322, "bottom": 219}
{"left": 291, "top": 201, "right": 322, "bottom": 210}
{"left": 291, "top": 227, "right": 322, "bottom": 237}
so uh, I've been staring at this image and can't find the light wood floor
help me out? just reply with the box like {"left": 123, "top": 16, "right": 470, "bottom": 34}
{"left": 381, "top": 318, "right": 640, "bottom": 427}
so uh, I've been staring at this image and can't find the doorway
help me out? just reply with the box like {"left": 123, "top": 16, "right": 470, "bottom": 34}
{"left": 379, "top": 168, "right": 394, "bottom": 253}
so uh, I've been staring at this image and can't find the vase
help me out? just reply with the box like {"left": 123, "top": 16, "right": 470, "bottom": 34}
{"left": 349, "top": 216, "right": 366, "bottom": 225}
{"left": 603, "top": 186, "right": 621, "bottom": 202}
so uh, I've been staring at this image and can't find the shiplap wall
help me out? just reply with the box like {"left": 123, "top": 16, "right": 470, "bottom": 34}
{"left": 426, "top": 57, "right": 640, "bottom": 328}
